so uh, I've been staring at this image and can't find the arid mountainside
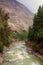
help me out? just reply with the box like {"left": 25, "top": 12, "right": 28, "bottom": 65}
{"left": 0, "top": 0, "right": 34, "bottom": 31}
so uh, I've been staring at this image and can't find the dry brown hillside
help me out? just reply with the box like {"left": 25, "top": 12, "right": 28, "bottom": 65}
{"left": 0, "top": 0, "right": 34, "bottom": 31}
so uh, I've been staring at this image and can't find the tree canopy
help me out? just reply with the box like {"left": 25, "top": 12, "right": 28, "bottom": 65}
{"left": 0, "top": 8, "right": 11, "bottom": 52}
{"left": 28, "top": 6, "right": 43, "bottom": 52}
{"left": 28, "top": 6, "right": 43, "bottom": 42}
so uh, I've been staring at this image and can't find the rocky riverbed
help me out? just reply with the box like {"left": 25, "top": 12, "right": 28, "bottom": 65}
{"left": 2, "top": 41, "right": 43, "bottom": 65}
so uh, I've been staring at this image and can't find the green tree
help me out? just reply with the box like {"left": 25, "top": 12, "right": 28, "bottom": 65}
{"left": 0, "top": 8, "right": 11, "bottom": 47}
{"left": 28, "top": 6, "right": 43, "bottom": 52}
{"left": 28, "top": 6, "right": 43, "bottom": 42}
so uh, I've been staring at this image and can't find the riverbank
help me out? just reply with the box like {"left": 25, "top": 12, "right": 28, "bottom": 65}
{"left": 25, "top": 41, "right": 43, "bottom": 61}
{"left": 0, "top": 40, "right": 21, "bottom": 64}
{"left": 0, "top": 53, "right": 3, "bottom": 65}
{"left": 26, "top": 46, "right": 43, "bottom": 60}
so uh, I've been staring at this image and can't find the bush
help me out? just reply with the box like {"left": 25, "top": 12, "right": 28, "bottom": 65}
{"left": 11, "top": 31, "right": 28, "bottom": 40}
{"left": 3, "top": 36, "right": 11, "bottom": 47}
{"left": 0, "top": 41, "right": 3, "bottom": 53}
{"left": 32, "top": 44, "right": 43, "bottom": 52}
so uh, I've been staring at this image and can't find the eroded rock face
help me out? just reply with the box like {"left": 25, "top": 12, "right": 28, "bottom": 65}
{"left": 0, "top": 0, "right": 34, "bottom": 31}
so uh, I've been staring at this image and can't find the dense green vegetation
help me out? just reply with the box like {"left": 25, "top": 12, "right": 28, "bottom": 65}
{"left": 0, "top": 8, "right": 11, "bottom": 53}
{"left": 11, "top": 31, "right": 28, "bottom": 41}
{"left": 28, "top": 6, "right": 43, "bottom": 53}
{"left": 0, "top": 41, "right": 3, "bottom": 53}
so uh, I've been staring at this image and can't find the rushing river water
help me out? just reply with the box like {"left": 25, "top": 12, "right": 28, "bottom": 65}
{"left": 3, "top": 41, "right": 43, "bottom": 65}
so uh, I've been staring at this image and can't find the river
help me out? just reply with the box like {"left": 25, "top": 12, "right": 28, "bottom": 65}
{"left": 3, "top": 41, "right": 43, "bottom": 65}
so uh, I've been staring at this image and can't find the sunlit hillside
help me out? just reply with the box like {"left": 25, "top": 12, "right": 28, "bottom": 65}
{"left": 0, "top": 0, "right": 33, "bottom": 31}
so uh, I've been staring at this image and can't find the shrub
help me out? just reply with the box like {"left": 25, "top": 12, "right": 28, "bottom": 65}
{"left": 0, "top": 41, "right": 3, "bottom": 53}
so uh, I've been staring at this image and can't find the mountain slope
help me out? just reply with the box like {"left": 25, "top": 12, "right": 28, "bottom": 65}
{"left": 0, "top": 0, "right": 34, "bottom": 31}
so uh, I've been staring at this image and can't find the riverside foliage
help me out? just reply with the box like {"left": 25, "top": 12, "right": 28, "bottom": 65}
{"left": 28, "top": 6, "right": 43, "bottom": 52}
{"left": 11, "top": 31, "right": 28, "bottom": 41}
{"left": 0, "top": 8, "right": 11, "bottom": 53}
